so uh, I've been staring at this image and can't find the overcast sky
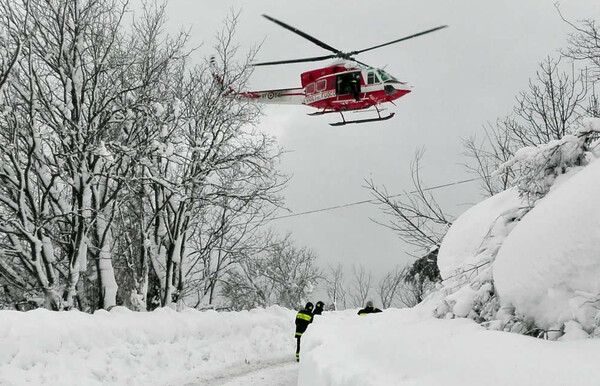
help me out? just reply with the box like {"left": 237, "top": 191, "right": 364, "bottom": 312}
{"left": 152, "top": 0, "right": 600, "bottom": 278}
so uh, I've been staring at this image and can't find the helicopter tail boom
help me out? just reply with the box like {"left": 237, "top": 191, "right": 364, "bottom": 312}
{"left": 239, "top": 88, "right": 305, "bottom": 105}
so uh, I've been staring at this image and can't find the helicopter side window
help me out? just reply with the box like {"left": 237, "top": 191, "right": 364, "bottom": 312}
{"left": 306, "top": 83, "right": 315, "bottom": 94}
{"left": 316, "top": 79, "right": 327, "bottom": 92}
{"left": 367, "top": 71, "right": 379, "bottom": 85}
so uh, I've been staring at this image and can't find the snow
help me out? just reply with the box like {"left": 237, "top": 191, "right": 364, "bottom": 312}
{"left": 3, "top": 142, "right": 600, "bottom": 386}
{"left": 0, "top": 306, "right": 296, "bottom": 386}
{"left": 578, "top": 117, "right": 600, "bottom": 134}
{"left": 494, "top": 157, "right": 600, "bottom": 331}
{"left": 436, "top": 188, "right": 524, "bottom": 283}
{"left": 3, "top": 304, "right": 600, "bottom": 385}
{"left": 300, "top": 306, "right": 600, "bottom": 386}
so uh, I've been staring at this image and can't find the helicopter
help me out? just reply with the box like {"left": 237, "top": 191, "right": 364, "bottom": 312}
{"left": 223, "top": 15, "right": 447, "bottom": 126}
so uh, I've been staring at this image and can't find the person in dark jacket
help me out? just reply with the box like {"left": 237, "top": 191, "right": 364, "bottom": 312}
{"left": 313, "top": 301, "right": 324, "bottom": 315}
{"left": 295, "top": 302, "right": 314, "bottom": 362}
{"left": 348, "top": 77, "right": 360, "bottom": 101}
{"left": 357, "top": 300, "right": 382, "bottom": 316}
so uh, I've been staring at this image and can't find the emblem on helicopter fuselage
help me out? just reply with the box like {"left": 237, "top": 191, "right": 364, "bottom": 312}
{"left": 261, "top": 91, "right": 281, "bottom": 99}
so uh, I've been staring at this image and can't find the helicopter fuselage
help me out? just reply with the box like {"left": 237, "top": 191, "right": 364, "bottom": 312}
{"left": 244, "top": 63, "right": 411, "bottom": 113}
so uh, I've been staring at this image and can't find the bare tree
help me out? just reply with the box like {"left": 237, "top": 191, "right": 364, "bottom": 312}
{"left": 324, "top": 263, "right": 347, "bottom": 310}
{"left": 395, "top": 266, "right": 425, "bottom": 308}
{"left": 183, "top": 192, "right": 279, "bottom": 307}
{"left": 366, "top": 148, "right": 453, "bottom": 254}
{"left": 463, "top": 56, "right": 590, "bottom": 197}
{"left": 378, "top": 266, "right": 403, "bottom": 308}
{"left": 559, "top": 7, "right": 600, "bottom": 82}
{"left": 221, "top": 232, "right": 320, "bottom": 310}
{"left": 348, "top": 264, "right": 372, "bottom": 308}
{"left": 462, "top": 122, "right": 515, "bottom": 196}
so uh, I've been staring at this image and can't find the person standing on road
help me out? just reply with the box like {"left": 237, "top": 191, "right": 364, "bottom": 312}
{"left": 295, "top": 302, "right": 314, "bottom": 362}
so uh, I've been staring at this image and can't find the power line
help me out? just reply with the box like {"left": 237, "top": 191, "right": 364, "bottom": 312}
{"left": 267, "top": 177, "right": 479, "bottom": 222}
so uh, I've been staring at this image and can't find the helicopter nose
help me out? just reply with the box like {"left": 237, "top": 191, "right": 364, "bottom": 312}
{"left": 384, "top": 81, "right": 411, "bottom": 95}
{"left": 384, "top": 84, "right": 396, "bottom": 95}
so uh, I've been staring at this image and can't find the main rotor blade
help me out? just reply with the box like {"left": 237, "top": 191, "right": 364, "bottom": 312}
{"left": 262, "top": 14, "right": 341, "bottom": 54}
{"left": 354, "top": 25, "right": 448, "bottom": 55}
{"left": 351, "top": 58, "right": 372, "bottom": 68}
{"left": 252, "top": 54, "right": 337, "bottom": 67}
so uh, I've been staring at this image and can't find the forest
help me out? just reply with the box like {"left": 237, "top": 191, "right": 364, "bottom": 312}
{"left": 1, "top": 0, "right": 599, "bottom": 318}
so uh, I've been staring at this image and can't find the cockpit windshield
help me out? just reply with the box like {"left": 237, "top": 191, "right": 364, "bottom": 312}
{"left": 377, "top": 70, "right": 397, "bottom": 82}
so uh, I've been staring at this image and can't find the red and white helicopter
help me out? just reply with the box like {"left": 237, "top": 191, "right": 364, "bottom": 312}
{"left": 223, "top": 15, "right": 447, "bottom": 126}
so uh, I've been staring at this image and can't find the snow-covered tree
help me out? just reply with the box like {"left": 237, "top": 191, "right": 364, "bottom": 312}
{"left": 221, "top": 233, "right": 320, "bottom": 311}
{"left": 0, "top": 0, "right": 141, "bottom": 310}
{"left": 0, "top": 0, "right": 26, "bottom": 91}
{"left": 124, "top": 11, "right": 284, "bottom": 309}
{"left": 0, "top": 2, "right": 285, "bottom": 312}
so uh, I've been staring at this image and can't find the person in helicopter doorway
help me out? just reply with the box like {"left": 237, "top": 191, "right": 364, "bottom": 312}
{"left": 357, "top": 300, "right": 382, "bottom": 316}
{"left": 348, "top": 75, "right": 360, "bottom": 101}
{"left": 313, "top": 301, "right": 325, "bottom": 315}
{"left": 295, "top": 302, "right": 314, "bottom": 362}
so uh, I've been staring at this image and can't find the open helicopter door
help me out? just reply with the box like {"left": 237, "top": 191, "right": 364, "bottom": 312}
{"left": 335, "top": 71, "right": 362, "bottom": 100}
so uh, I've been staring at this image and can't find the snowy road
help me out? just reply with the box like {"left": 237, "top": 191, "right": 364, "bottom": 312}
{"left": 187, "top": 357, "right": 298, "bottom": 386}
{"left": 213, "top": 362, "right": 298, "bottom": 386}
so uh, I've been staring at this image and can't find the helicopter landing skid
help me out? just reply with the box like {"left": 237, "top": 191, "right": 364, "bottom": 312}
{"left": 329, "top": 110, "right": 395, "bottom": 126}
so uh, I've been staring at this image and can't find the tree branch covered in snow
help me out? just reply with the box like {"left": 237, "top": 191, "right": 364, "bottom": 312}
{"left": 0, "top": 2, "right": 287, "bottom": 312}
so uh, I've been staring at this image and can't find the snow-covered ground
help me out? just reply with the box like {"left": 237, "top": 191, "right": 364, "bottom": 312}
{"left": 301, "top": 306, "right": 600, "bottom": 386}
{"left": 3, "top": 304, "right": 600, "bottom": 385}
{"left": 3, "top": 122, "right": 600, "bottom": 385}
{"left": 0, "top": 306, "right": 297, "bottom": 386}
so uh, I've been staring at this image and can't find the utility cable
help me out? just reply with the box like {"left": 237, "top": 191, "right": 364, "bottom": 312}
{"left": 266, "top": 177, "right": 479, "bottom": 222}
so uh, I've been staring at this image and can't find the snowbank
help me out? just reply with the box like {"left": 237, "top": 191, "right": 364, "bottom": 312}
{"left": 494, "top": 158, "right": 600, "bottom": 332}
{"left": 437, "top": 188, "right": 523, "bottom": 282}
{"left": 430, "top": 188, "right": 525, "bottom": 320}
{"left": 300, "top": 307, "right": 600, "bottom": 386}
{"left": 0, "top": 306, "right": 295, "bottom": 386}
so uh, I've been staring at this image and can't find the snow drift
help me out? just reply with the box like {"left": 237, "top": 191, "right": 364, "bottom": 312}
{"left": 432, "top": 119, "right": 600, "bottom": 337}
{"left": 300, "top": 307, "right": 600, "bottom": 386}
{"left": 494, "top": 157, "right": 600, "bottom": 333}
{"left": 0, "top": 306, "right": 295, "bottom": 385}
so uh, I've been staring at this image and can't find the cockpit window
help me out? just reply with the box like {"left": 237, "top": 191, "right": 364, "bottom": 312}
{"left": 377, "top": 70, "right": 397, "bottom": 82}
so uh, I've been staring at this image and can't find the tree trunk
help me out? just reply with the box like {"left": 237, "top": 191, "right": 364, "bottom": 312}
{"left": 96, "top": 215, "right": 117, "bottom": 309}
